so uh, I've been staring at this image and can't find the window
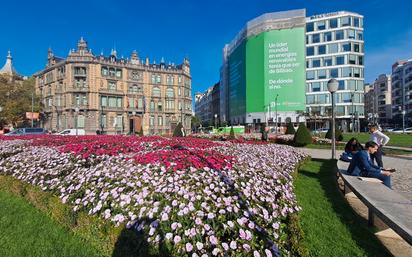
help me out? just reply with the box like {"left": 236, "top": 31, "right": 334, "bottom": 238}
{"left": 306, "top": 22, "right": 314, "bottom": 32}
{"left": 342, "top": 67, "right": 352, "bottom": 77}
{"left": 306, "top": 95, "right": 315, "bottom": 104}
{"left": 166, "top": 100, "right": 174, "bottom": 109}
{"left": 109, "top": 68, "right": 115, "bottom": 77}
{"left": 353, "top": 17, "right": 360, "bottom": 27}
{"left": 347, "top": 80, "right": 356, "bottom": 90}
{"left": 324, "top": 32, "right": 332, "bottom": 42}
{"left": 342, "top": 92, "right": 352, "bottom": 103}
{"left": 318, "top": 45, "right": 326, "bottom": 55}
{"left": 318, "top": 69, "right": 326, "bottom": 79}
{"left": 312, "top": 33, "right": 320, "bottom": 43}
{"left": 306, "top": 70, "right": 315, "bottom": 80}
{"left": 335, "top": 30, "right": 344, "bottom": 40}
{"left": 312, "top": 82, "right": 321, "bottom": 92}
{"left": 117, "top": 97, "right": 122, "bottom": 108}
{"left": 337, "top": 106, "right": 345, "bottom": 116}
{"left": 137, "top": 98, "right": 143, "bottom": 109}
{"left": 101, "top": 96, "right": 107, "bottom": 107}
{"left": 150, "top": 116, "right": 154, "bottom": 126}
{"left": 348, "top": 29, "right": 355, "bottom": 39}
{"left": 101, "top": 114, "right": 107, "bottom": 128}
{"left": 353, "top": 67, "right": 361, "bottom": 78}
{"left": 166, "top": 88, "right": 174, "bottom": 97}
{"left": 318, "top": 94, "right": 327, "bottom": 104}
{"left": 116, "top": 70, "right": 122, "bottom": 78}
{"left": 158, "top": 102, "right": 163, "bottom": 111}
{"left": 151, "top": 74, "right": 156, "bottom": 84}
{"left": 336, "top": 55, "right": 345, "bottom": 65}
{"left": 115, "top": 115, "right": 123, "bottom": 129}
{"left": 330, "top": 68, "right": 339, "bottom": 78}
{"left": 353, "top": 43, "right": 360, "bottom": 52}
{"left": 358, "top": 56, "right": 363, "bottom": 65}
{"left": 338, "top": 80, "right": 345, "bottom": 90}
{"left": 158, "top": 116, "right": 163, "bottom": 126}
{"left": 341, "top": 16, "right": 351, "bottom": 27}
{"left": 82, "top": 95, "right": 87, "bottom": 105}
{"left": 312, "top": 59, "right": 321, "bottom": 68}
{"left": 324, "top": 57, "right": 333, "bottom": 66}
{"left": 317, "top": 21, "right": 326, "bottom": 30}
{"left": 101, "top": 67, "right": 108, "bottom": 76}
{"left": 150, "top": 100, "right": 155, "bottom": 111}
{"left": 342, "top": 43, "right": 351, "bottom": 52}
{"left": 307, "top": 47, "right": 314, "bottom": 56}
{"left": 152, "top": 87, "right": 161, "bottom": 97}
{"left": 329, "top": 18, "right": 338, "bottom": 29}
{"left": 156, "top": 75, "right": 161, "bottom": 84}
{"left": 77, "top": 115, "right": 85, "bottom": 128}
{"left": 329, "top": 43, "right": 338, "bottom": 54}
{"left": 349, "top": 55, "right": 356, "bottom": 64}
{"left": 357, "top": 32, "right": 363, "bottom": 40}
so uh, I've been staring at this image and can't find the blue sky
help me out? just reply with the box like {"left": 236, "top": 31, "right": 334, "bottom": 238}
{"left": 1, "top": 0, "right": 412, "bottom": 93}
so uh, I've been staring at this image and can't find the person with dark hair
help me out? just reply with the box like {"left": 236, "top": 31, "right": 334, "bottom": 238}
{"left": 340, "top": 137, "right": 364, "bottom": 162}
{"left": 369, "top": 124, "right": 390, "bottom": 167}
{"left": 347, "top": 141, "right": 393, "bottom": 188}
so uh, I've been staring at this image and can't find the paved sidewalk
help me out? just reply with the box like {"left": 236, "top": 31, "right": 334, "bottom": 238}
{"left": 384, "top": 145, "right": 412, "bottom": 152}
{"left": 301, "top": 148, "right": 412, "bottom": 200}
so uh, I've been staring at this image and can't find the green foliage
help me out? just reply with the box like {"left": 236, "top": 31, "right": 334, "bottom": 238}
{"left": 191, "top": 115, "right": 201, "bottom": 130}
{"left": 286, "top": 122, "right": 296, "bottom": 135}
{"left": 228, "top": 126, "right": 235, "bottom": 140}
{"left": 173, "top": 122, "right": 184, "bottom": 137}
{"left": 138, "top": 128, "right": 144, "bottom": 136}
{"left": 294, "top": 123, "right": 312, "bottom": 147}
{"left": 0, "top": 76, "right": 40, "bottom": 127}
{"left": 325, "top": 128, "right": 343, "bottom": 141}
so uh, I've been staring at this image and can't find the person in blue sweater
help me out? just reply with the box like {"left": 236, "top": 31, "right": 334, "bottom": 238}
{"left": 347, "top": 141, "right": 393, "bottom": 188}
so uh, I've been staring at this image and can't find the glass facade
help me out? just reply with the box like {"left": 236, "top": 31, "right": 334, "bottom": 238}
{"left": 305, "top": 12, "right": 364, "bottom": 122}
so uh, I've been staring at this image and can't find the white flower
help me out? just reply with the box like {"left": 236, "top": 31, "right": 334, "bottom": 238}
{"left": 230, "top": 241, "right": 237, "bottom": 250}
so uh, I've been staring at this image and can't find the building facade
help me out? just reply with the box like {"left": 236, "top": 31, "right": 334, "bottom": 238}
{"left": 363, "top": 74, "right": 392, "bottom": 125}
{"left": 391, "top": 60, "right": 412, "bottom": 126}
{"left": 220, "top": 9, "right": 307, "bottom": 127}
{"left": 34, "top": 38, "right": 192, "bottom": 135}
{"left": 194, "top": 82, "right": 220, "bottom": 126}
{"left": 305, "top": 11, "right": 365, "bottom": 131}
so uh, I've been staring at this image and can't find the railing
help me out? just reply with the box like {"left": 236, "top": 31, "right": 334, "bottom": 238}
{"left": 98, "top": 88, "right": 124, "bottom": 95}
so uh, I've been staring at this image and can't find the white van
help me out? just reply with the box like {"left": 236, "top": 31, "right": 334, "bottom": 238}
{"left": 58, "top": 129, "right": 86, "bottom": 135}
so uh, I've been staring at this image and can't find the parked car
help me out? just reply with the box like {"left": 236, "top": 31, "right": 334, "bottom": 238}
{"left": 57, "top": 129, "right": 86, "bottom": 135}
{"left": 4, "top": 127, "right": 47, "bottom": 136}
{"left": 313, "top": 128, "right": 329, "bottom": 134}
{"left": 391, "top": 127, "right": 412, "bottom": 134}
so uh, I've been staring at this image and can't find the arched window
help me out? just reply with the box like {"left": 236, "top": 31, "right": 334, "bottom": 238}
{"left": 152, "top": 87, "right": 161, "bottom": 97}
{"left": 166, "top": 88, "right": 174, "bottom": 98}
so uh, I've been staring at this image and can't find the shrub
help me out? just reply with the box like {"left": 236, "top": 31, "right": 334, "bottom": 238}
{"left": 293, "top": 123, "right": 312, "bottom": 147}
{"left": 286, "top": 122, "right": 296, "bottom": 135}
{"left": 325, "top": 128, "right": 343, "bottom": 141}
{"left": 173, "top": 122, "right": 184, "bottom": 137}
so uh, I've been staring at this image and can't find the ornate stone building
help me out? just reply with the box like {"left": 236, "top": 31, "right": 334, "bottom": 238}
{"left": 34, "top": 38, "right": 192, "bottom": 135}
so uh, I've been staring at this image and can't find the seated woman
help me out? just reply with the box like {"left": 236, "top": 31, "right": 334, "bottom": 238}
{"left": 340, "top": 137, "right": 363, "bottom": 162}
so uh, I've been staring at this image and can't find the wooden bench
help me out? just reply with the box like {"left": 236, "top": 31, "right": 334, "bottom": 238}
{"left": 338, "top": 170, "right": 412, "bottom": 246}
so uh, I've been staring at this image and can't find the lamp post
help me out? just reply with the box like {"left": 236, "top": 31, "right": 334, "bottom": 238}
{"left": 275, "top": 94, "right": 279, "bottom": 134}
{"left": 214, "top": 113, "right": 218, "bottom": 129}
{"left": 75, "top": 107, "right": 79, "bottom": 136}
{"left": 351, "top": 92, "right": 354, "bottom": 133}
{"left": 327, "top": 78, "right": 339, "bottom": 160}
{"left": 31, "top": 92, "right": 34, "bottom": 128}
{"left": 402, "top": 110, "right": 406, "bottom": 133}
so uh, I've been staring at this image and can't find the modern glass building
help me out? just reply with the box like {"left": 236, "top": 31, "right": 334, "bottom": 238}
{"left": 305, "top": 11, "right": 365, "bottom": 131}
{"left": 391, "top": 60, "right": 412, "bottom": 126}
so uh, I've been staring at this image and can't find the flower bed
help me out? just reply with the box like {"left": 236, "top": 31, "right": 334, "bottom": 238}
{"left": 0, "top": 135, "right": 307, "bottom": 256}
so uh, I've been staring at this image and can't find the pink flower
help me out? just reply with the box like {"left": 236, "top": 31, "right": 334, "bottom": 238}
{"left": 174, "top": 235, "right": 181, "bottom": 244}
{"left": 209, "top": 235, "right": 218, "bottom": 245}
{"left": 186, "top": 243, "right": 193, "bottom": 252}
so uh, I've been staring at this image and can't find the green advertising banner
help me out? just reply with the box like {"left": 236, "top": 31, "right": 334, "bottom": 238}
{"left": 228, "top": 41, "right": 246, "bottom": 117}
{"left": 246, "top": 27, "right": 305, "bottom": 113}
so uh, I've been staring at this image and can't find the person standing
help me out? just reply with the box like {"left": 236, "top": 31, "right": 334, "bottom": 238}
{"left": 369, "top": 124, "right": 390, "bottom": 167}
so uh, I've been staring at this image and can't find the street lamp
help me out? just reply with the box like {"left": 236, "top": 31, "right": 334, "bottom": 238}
{"left": 402, "top": 110, "right": 406, "bottom": 133}
{"left": 351, "top": 92, "right": 355, "bottom": 133}
{"left": 214, "top": 113, "right": 218, "bottom": 129}
{"left": 75, "top": 107, "right": 79, "bottom": 136}
{"left": 327, "top": 78, "right": 339, "bottom": 160}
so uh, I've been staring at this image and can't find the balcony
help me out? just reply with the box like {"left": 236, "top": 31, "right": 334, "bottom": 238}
{"left": 67, "top": 85, "right": 89, "bottom": 93}
{"left": 99, "top": 88, "right": 124, "bottom": 96}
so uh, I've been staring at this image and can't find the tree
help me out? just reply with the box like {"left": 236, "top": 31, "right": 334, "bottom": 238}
{"left": 191, "top": 115, "right": 201, "bottom": 132}
{"left": 293, "top": 123, "right": 312, "bottom": 147}
{"left": 0, "top": 76, "right": 40, "bottom": 128}
{"left": 173, "top": 122, "right": 184, "bottom": 137}
{"left": 285, "top": 122, "right": 296, "bottom": 134}
{"left": 325, "top": 128, "right": 343, "bottom": 141}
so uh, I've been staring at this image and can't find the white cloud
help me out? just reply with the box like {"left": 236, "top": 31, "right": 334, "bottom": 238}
{"left": 365, "top": 29, "right": 412, "bottom": 82}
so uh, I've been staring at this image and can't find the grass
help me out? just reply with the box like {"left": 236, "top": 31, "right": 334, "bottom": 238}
{"left": 342, "top": 133, "right": 412, "bottom": 148}
{"left": 0, "top": 190, "right": 103, "bottom": 257}
{"left": 295, "top": 159, "right": 391, "bottom": 257}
